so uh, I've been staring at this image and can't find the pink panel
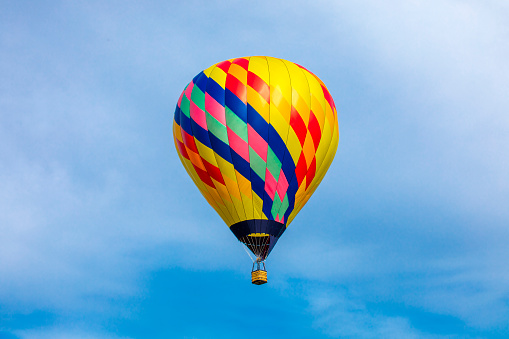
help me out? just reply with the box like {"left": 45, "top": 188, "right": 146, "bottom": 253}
{"left": 205, "top": 92, "right": 226, "bottom": 125}
{"left": 227, "top": 127, "right": 249, "bottom": 162}
{"left": 190, "top": 101, "right": 208, "bottom": 130}
{"left": 264, "top": 168, "right": 277, "bottom": 200}
{"left": 184, "top": 81, "right": 194, "bottom": 100}
{"left": 247, "top": 124, "right": 268, "bottom": 162}
{"left": 276, "top": 169, "right": 289, "bottom": 201}
{"left": 177, "top": 91, "right": 184, "bottom": 107}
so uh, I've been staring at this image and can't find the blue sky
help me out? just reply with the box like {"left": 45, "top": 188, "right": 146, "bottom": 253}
{"left": 1, "top": 0, "right": 509, "bottom": 338}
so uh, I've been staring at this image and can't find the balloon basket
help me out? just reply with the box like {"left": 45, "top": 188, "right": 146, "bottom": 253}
{"left": 251, "top": 261, "right": 267, "bottom": 285}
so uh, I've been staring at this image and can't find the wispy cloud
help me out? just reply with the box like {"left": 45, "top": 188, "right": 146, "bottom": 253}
{"left": 1, "top": 0, "right": 508, "bottom": 337}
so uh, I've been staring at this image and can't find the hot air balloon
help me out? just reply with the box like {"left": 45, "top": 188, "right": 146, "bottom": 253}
{"left": 173, "top": 56, "right": 339, "bottom": 284}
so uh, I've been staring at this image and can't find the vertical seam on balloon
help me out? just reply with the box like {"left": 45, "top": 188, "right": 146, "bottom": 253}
{"left": 245, "top": 56, "right": 258, "bottom": 220}
{"left": 262, "top": 56, "right": 270, "bottom": 221}
{"left": 252, "top": 56, "right": 270, "bottom": 221}
{"left": 309, "top": 82, "right": 338, "bottom": 188}
{"left": 245, "top": 56, "right": 258, "bottom": 253}
{"left": 246, "top": 57, "right": 261, "bottom": 253}
{"left": 237, "top": 57, "right": 255, "bottom": 220}
{"left": 290, "top": 80, "right": 338, "bottom": 224}
{"left": 275, "top": 61, "right": 310, "bottom": 224}
{"left": 224, "top": 58, "right": 252, "bottom": 223}
{"left": 286, "top": 69, "right": 322, "bottom": 221}
{"left": 204, "top": 67, "right": 244, "bottom": 223}
{"left": 200, "top": 70, "right": 242, "bottom": 224}
{"left": 259, "top": 56, "right": 271, "bottom": 257}
{"left": 276, "top": 60, "right": 300, "bottom": 224}
{"left": 272, "top": 58, "right": 294, "bottom": 227}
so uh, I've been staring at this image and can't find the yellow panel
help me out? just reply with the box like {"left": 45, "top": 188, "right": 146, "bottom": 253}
{"left": 310, "top": 96, "right": 325, "bottom": 131}
{"left": 247, "top": 87, "right": 269, "bottom": 122}
{"left": 215, "top": 155, "right": 237, "bottom": 181}
{"left": 209, "top": 66, "right": 227, "bottom": 89}
{"left": 240, "top": 192, "right": 255, "bottom": 220}
{"left": 252, "top": 191, "right": 265, "bottom": 220}
{"left": 180, "top": 114, "right": 238, "bottom": 224}
{"left": 194, "top": 139, "right": 218, "bottom": 165}
{"left": 173, "top": 123, "right": 184, "bottom": 143}
{"left": 314, "top": 111, "right": 332, "bottom": 171}
{"left": 288, "top": 145, "right": 336, "bottom": 226}
{"left": 322, "top": 119, "right": 339, "bottom": 174}
{"left": 293, "top": 179, "right": 307, "bottom": 206}
{"left": 283, "top": 60, "right": 311, "bottom": 126}
{"left": 186, "top": 148, "right": 206, "bottom": 171}
{"left": 223, "top": 174, "right": 246, "bottom": 220}
{"left": 293, "top": 90, "right": 311, "bottom": 126}
{"left": 316, "top": 105, "right": 338, "bottom": 180}
{"left": 176, "top": 143, "right": 232, "bottom": 226}
{"left": 212, "top": 178, "right": 242, "bottom": 224}
{"left": 228, "top": 63, "right": 247, "bottom": 85}
{"left": 248, "top": 57, "right": 270, "bottom": 219}
{"left": 270, "top": 87, "right": 291, "bottom": 122}
{"left": 211, "top": 177, "right": 232, "bottom": 203}
{"left": 269, "top": 105, "right": 290, "bottom": 145}
{"left": 302, "top": 133, "right": 315, "bottom": 165}
{"left": 252, "top": 191, "right": 262, "bottom": 219}
{"left": 288, "top": 114, "right": 339, "bottom": 226}
{"left": 236, "top": 170, "right": 254, "bottom": 220}
{"left": 286, "top": 130, "right": 303, "bottom": 164}
{"left": 248, "top": 56, "right": 270, "bottom": 84}
{"left": 203, "top": 64, "right": 216, "bottom": 77}
{"left": 305, "top": 71, "right": 326, "bottom": 131}
{"left": 222, "top": 173, "right": 241, "bottom": 201}
{"left": 323, "top": 92, "right": 336, "bottom": 134}
{"left": 267, "top": 57, "right": 292, "bottom": 127}
{"left": 207, "top": 186, "right": 234, "bottom": 226}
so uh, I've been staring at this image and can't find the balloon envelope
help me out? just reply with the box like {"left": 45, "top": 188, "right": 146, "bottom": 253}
{"left": 173, "top": 56, "right": 339, "bottom": 260}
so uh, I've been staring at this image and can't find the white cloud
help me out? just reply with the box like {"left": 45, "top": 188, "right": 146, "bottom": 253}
{"left": 2, "top": 0, "right": 509, "bottom": 337}
{"left": 307, "top": 287, "right": 427, "bottom": 339}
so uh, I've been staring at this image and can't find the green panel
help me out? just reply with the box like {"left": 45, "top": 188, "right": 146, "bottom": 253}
{"left": 180, "top": 93, "right": 191, "bottom": 118}
{"left": 206, "top": 113, "right": 229, "bottom": 145}
{"left": 271, "top": 193, "right": 282, "bottom": 219}
{"left": 279, "top": 194, "right": 289, "bottom": 217}
{"left": 225, "top": 107, "right": 248, "bottom": 142}
{"left": 249, "top": 147, "right": 266, "bottom": 180}
{"left": 191, "top": 85, "right": 206, "bottom": 112}
{"left": 266, "top": 146, "right": 282, "bottom": 180}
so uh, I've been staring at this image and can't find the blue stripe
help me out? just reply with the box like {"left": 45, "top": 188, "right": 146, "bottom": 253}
{"left": 206, "top": 78, "right": 225, "bottom": 106}
{"left": 283, "top": 180, "right": 299, "bottom": 221}
{"left": 208, "top": 133, "right": 232, "bottom": 163}
{"left": 267, "top": 125, "right": 286, "bottom": 163}
{"left": 179, "top": 111, "right": 193, "bottom": 136}
{"left": 281, "top": 150, "right": 296, "bottom": 184}
{"left": 190, "top": 119, "right": 212, "bottom": 148}
{"left": 194, "top": 71, "right": 208, "bottom": 93}
{"left": 176, "top": 75, "right": 304, "bottom": 224}
{"left": 225, "top": 89, "right": 247, "bottom": 123}
{"left": 250, "top": 169, "right": 265, "bottom": 203}
{"left": 262, "top": 195, "right": 274, "bottom": 221}
{"left": 174, "top": 105, "right": 181, "bottom": 126}
{"left": 230, "top": 151, "right": 251, "bottom": 180}
{"left": 247, "top": 104, "right": 268, "bottom": 142}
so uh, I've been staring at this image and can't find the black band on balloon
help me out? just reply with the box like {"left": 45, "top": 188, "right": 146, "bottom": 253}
{"left": 229, "top": 219, "right": 286, "bottom": 240}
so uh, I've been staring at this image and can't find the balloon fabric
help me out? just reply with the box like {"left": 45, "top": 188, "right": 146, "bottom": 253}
{"left": 173, "top": 56, "right": 339, "bottom": 261}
